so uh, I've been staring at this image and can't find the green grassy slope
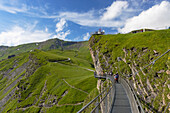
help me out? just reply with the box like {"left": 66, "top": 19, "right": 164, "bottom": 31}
{"left": 0, "top": 41, "right": 97, "bottom": 113}
{"left": 0, "top": 38, "right": 88, "bottom": 61}
{"left": 89, "top": 29, "right": 169, "bottom": 112}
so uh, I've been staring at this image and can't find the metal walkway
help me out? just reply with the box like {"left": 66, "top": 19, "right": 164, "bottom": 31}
{"left": 111, "top": 83, "right": 131, "bottom": 113}
{"left": 77, "top": 75, "right": 144, "bottom": 113}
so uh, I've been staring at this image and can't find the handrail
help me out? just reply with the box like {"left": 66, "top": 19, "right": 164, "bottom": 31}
{"left": 77, "top": 74, "right": 115, "bottom": 113}
{"left": 77, "top": 83, "right": 112, "bottom": 113}
{"left": 94, "top": 75, "right": 106, "bottom": 79}
{"left": 91, "top": 85, "right": 113, "bottom": 113}
{"left": 134, "top": 49, "right": 170, "bottom": 75}
{"left": 78, "top": 74, "right": 146, "bottom": 113}
{"left": 164, "top": 102, "right": 170, "bottom": 113}
{"left": 121, "top": 78, "right": 145, "bottom": 113}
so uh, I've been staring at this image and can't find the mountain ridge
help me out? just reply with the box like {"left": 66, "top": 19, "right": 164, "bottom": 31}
{"left": 0, "top": 38, "right": 88, "bottom": 61}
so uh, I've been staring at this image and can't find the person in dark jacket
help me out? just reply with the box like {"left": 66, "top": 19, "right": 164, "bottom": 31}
{"left": 114, "top": 73, "right": 119, "bottom": 83}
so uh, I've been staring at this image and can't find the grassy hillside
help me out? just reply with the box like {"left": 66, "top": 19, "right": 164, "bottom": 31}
{"left": 89, "top": 29, "right": 169, "bottom": 112}
{"left": 0, "top": 38, "right": 89, "bottom": 61}
{"left": 0, "top": 40, "right": 97, "bottom": 113}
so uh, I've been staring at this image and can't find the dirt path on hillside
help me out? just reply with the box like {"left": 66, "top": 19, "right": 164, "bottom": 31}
{"left": 54, "top": 58, "right": 71, "bottom": 63}
{"left": 56, "top": 102, "right": 83, "bottom": 107}
{"left": 62, "top": 79, "right": 89, "bottom": 94}
{"left": 53, "top": 57, "right": 95, "bottom": 73}
{"left": 79, "top": 67, "right": 94, "bottom": 72}
{"left": 17, "top": 101, "right": 84, "bottom": 111}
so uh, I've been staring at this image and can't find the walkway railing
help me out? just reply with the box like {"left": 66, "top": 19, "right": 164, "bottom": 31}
{"left": 164, "top": 102, "right": 170, "bottom": 113}
{"left": 77, "top": 75, "right": 115, "bottom": 113}
{"left": 78, "top": 75, "right": 145, "bottom": 113}
{"left": 120, "top": 78, "right": 145, "bottom": 113}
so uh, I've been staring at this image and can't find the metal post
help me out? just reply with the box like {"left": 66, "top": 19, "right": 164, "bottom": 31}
{"left": 96, "top": 97, "right": 99, "bottom": 113}
{"left": 108, "top": 88, "right": 111, "bottom": 110}
{"left": 164, "top": 102, "right": 170, "bottom": 113}
{"left": 105, "top": 93, "right": 107, "bottom": 113}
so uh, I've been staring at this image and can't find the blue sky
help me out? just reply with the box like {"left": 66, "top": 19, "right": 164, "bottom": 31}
{"left": 0, "top": 0, "right": 170, "bottom": 46}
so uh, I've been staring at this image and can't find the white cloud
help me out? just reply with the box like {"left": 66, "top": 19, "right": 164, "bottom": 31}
{"left": 41, "top": 1, "right": 129, "bottom": 28}
{"left": 53, "top": 18, "right": 70, "bottom": 40}
{"left": 0, "top": 25, "right": 52, "bottom": 46}
{"left": 0, "top": 0, "right": 49, "bottom": 15}
{"left": 45, "top": 27, "right": 48, "bottom": 32}
{"left": 52, "top": 30, "right": 70, "bottom": 40}
{"left": 55, "top": 18, "right": 67, "bottom": 32}
{"left": 83, "top": 33, "right": 90, "bottom": 41}
{"left": 119, "top": 1, "right": 170, "bottom": 33}
{"left": 0, "top": 0, "right": 130, "bottom": 28}
{"left": 101, "top": 1, "right": 128, "bottom": 20}
{"left": 0, "top": 18, "right": 71, "bottom": 46}
{"left": 58, "top": 11, "right": 98, "bottom": 26}
{"left": 25, "top": 21, "right": 38, "bottom": 31}
{"left": 0, "top": 1, "right": 27, "bottom": 14}
{"left": 58, "top": 10, "right": 124, "bottom": 27}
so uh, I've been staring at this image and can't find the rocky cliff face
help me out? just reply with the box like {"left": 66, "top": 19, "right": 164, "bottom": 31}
{"left": 89, "top": 30, "right": 169, "bottom": 113}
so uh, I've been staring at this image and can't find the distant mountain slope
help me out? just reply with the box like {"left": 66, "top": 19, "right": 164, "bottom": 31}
{"left": 0, "top": 38, "right": 88, "bottom": 61}
{"left": 0, "top": 39, "right": 97, "bottom": 113}
{"left": 89, "top": 29, "right": 169, "bottom": 112}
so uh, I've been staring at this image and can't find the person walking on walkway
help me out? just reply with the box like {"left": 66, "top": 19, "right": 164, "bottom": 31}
{"left": 114, "top": 73, "right": 119, "bottom": 83}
